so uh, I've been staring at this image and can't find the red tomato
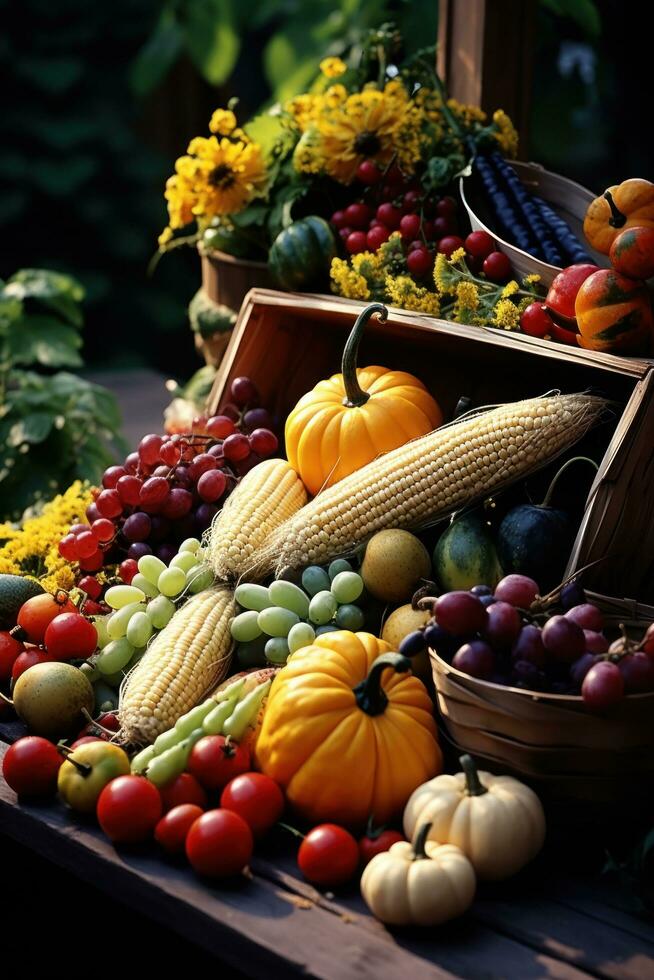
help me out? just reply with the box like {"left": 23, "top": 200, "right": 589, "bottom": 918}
{"left": 185, "top": 809, "right": 253, "bottom": 877}
{"left": 358, "top": 828, "right": 406, "bottom": 866}
{"left": 70, "top": 735, "right": 105, "bottom": 750}
{"left": 188, "top": 736, "right": 251, "bottom": 792}
{"left": 298, "top": 824, "right": 359, "bottom": 887}
{"left": 520, "top": 302, "right": 554, "bottom": 338}
{"left": 155, "top": 803, "right": 204, "bottom": 855}
{"left": 44, "top": 613, "right": 97, "bottom": 661}
{"left": 482, "top": 250, "right": 512, "bottom": 283}
{"left": 2, "top": 736, "right": 62, "bottom": 797}
{"left": 437, "top": 235, "right": 465, "bottom": 258}
{"left": 96, "top": 775, "right": 162, "bottom": 843}
{"left": 0, "top": 631, "right": 24, "bottom": 681}
{"left": 464, "top": 230, "right": 495, "bottom": 259}
{"left": 159, "top": 772, "right": 208, "bottom": 812}
{"left": 11, "top": 648, "right": 53, "bottom": 682}
{"left": 546, "top": 263, "right": 599, "bottom": 321}
{"left": 220, "top": 773, "right": 284, "bottom": 838}
{"left": 16, "top": 592, "right": 77, "bottom": 644}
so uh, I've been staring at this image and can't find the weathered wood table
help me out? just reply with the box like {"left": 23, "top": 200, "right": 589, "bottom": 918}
{"left": 1, "top": 731, "right": 652, "bottom": 979}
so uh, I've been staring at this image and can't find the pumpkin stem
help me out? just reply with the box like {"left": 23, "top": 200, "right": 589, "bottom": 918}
{"left": 603, "top": 190, "right": 627, "bottom": 229}
{"left": 460, "top": 754, "right": 488, "bottom": 797}
{"left": 540, "top": 456, "right": 598, "bottom": 509}
{"left": 353, "top": 652, "right": 411, "bottom": 716}
{"left": 341, "top": 303, "right": 388, "bottom": 408}
{"left": 412, "top": 822, "right": 433, "bottom": 860}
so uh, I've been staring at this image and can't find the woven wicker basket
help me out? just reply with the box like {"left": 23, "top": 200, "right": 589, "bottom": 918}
{"left": 430, "top": 591, "right": 654, "bottom": 818}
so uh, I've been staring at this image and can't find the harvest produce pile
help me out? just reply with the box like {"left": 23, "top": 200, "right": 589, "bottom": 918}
{"left": 1, "top": 294, "right": 653, "bottom": 934}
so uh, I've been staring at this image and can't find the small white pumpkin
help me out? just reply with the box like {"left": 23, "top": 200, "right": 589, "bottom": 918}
{"left": 403, "top": 755, "right": 546, "bottom": 881}
{"left": 360, "top": 822, "right": 476, "bottom": 926}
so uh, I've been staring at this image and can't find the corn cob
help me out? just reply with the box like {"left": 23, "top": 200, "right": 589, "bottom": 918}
{"left": 248, "top": 393, "right": 604, "bottom": 578}
{"left": 119, "top": 586, "right": 235, "bottom": 744}
{"left": 207, "top": 458, "right": 307, "bottom": 581}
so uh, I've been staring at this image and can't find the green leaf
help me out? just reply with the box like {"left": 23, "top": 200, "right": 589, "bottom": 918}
{"left": 244, "top": 112, "right": 295, "bottom": 163}
{"left": 8, "top": 315, "right": 83, "bottom": 368}
{"left": 540, "top": 0, "right": 601, "bottom": 37}
{"left": 183, "top": 0, "right": 240, "bottom": 86}
{"left": 7, "top": 412, "right": 54, "bottom": 447}
{"left": 130, "top": 9, "right": 184, "bottom": 96}
{"left": 74, "top": 438, "right": 116, "bottom": 483}
{"left": 16, "top": 56, "right": 83, "bottom": 94}
{"left": 5, "top": 269, "right": 84, "bottom": 327}
{"left": 264, "top": 30, "right": 324, "bottom": 102}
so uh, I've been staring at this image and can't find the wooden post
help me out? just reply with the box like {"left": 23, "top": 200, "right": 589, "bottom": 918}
{"left": 437, "top": 0, "right": 536, "bottom": 155}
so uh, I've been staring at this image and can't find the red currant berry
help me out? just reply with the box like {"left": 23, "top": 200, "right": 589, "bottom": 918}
{"left": 119, "top": 559, "right": 138, "bottom": 584}
{"left": 399, "top": 213, "right": 421, "bottom": 241}
{"left": 437, "top": 235, "right": 465, "bottom": 258}
{"left": 432, "top": 216, "right": 454, "bottom": 238}
{"left": 483, "top": 250, "right": 512, "bottom": 283}
{"left": 330, "top": 210, "right": 347, "bottom": 229}
{"left": 345, "top": 231, "right": 367, "bottom": 254}
{"left": 435, "top": 196, "right": 457, "bottom": 219}
{"left": 356, "top": 160, "right": 381, "bottom": 185}
{"left": 376, "top": 203, "right": 402, "bottom": 230}
{"left": 338, "top": 226, "right": 354, "bottom": 241}
{"left": 520, "top": 303, "right": 554, "bottom": 338}
{"left": 344, "top": 203, "right": 372, "bottom": 230}
{"left": 402, "top": 189, "right": 422, "bottom": 212}
{"left": 407, "top": 248, "right": 433, "bottom": 277}
{"left": 465, "top": 230, "right": 495, "bottom": 259}
{"left": 366, "top": 225, "right": 390, "bottom": 250}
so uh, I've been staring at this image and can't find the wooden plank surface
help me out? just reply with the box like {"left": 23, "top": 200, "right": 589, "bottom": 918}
{"left": 3, "top": 738, "right": 652, "bottom": 979}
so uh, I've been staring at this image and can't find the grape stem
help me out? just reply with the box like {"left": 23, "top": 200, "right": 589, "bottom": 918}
{"left": 539, "top": 456, "right": 598, "bottom": 509}
{"left": 278, "top": 821, "right": 305, "bottom": 840}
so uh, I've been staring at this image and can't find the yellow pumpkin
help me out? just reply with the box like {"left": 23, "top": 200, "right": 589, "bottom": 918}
{"left": 403, "top": 755, "right": 545, "bottom": 880}
{"left": 583, "top": 178, "right": 654, "bottom": 255}
{"left": 284, "top": 303, "right": 442, "bottom": 496}
{"left": 255, "top": 631, "right": 442, "bottom": 827}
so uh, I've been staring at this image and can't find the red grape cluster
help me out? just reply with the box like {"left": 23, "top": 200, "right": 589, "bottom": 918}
{"left": 57, "top": 377, "right": 278, "bottom": 584}
{"left": 399, "top": 573, "right": 654, "bottom": 713}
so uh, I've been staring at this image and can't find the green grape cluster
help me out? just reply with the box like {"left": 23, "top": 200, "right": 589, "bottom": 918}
{"left": 231, "top": 559, "right": 365, "bottom": 667}
{"left": 80, "top": 537, "right": 214, "bottom": 711}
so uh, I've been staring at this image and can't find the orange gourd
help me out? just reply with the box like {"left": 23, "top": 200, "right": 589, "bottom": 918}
{"left": 255, "top": 631, "right": 442, "bottom": 828}
{"left": 575, "top": 268, "right": 653, "bottom": 354}
{"left": 284, "top": 303, "right": 442, "bottom": 496}
{"left": 583, "top": 178, "right": 654, "bottom": 255}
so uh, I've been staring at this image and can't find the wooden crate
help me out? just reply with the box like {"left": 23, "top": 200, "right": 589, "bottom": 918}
{"left": 207, "top": 289, "right": 654, "bottom": 602}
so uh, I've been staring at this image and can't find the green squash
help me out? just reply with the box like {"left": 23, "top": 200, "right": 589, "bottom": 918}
{"left": 0, "top": 574, "right": 44, "bottom": 630}
{"left": 433, "top": 512, "right": 503, "bottom": 592}
{"left": 268, "top": 216, "right": 337, "bottom": 291}
{"left": 497, "top": 457, "right": 596, "bottom": 592}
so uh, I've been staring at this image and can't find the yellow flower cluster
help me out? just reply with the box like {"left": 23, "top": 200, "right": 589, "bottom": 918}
{"left": 0, "top": 481, "right": 94, "bottom": 593}
{"left": 454, "top": 281, "right": 480, "bottom": 322}
{"left": 448, "top": 98, "right": 487, "bottom": 127}
{"left": 493, "top": 298, "right": 521, "bottom": 330}
{"left": 386, "top": 275, "right": 440, "bottom": 315}
{"left": 320, "top": 57, "right": 347, "bottom": 79}
{"left": 288, "top": 79, "right": 425, "bottom": 184}
{"left": 159, "top": 110, "right": 267, "bottom": 246}
{"left": 330, "top": 258, "right": 370, "bottom": 301}
{"left": 493, "top": 109, "right": 519, "bottom": 158}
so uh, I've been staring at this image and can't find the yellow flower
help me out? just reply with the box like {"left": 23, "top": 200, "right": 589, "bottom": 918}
{"left": 158, "top": 226, "right": 174, "bottom": 247}
{"left": 190, "top": 136, "right": 267, "bottom": 218}
{"left": 330, "top": 258, "right": 370, "bottom": 301}
{"left": 309, "top": 81, "right": 421, "bottom": 184}
{"left": 501, "top": 280, "right": 520, "bottom": 298}
{"left": 449, "top": 247, "right": 467, "bottom": 264}
{"left": 493, "top": 298, "right": 521, "bottom": 330}
{"left": 434, "top": 253, "right": 459, "bottom": 294}
{"left": 292, "top": 126, "right": 325, "bottom": 174}
{"left": 523, "top": 273, "right": 541, "bottom": 286}
{"left": 164, "top": 163, "right": 198, "bottom": 230}
{"left": 493, "top": 109, "right": 519, "bottom": 158}
{"left": 320, "top": 57, "right": 347, "bottom": 79}
{"left": 385, "top": 275, "right": 440, "bottom": 315}
{"left": 286, "top": 94, "right": 321, "bottom": 131}
{"left": 454, "top": 281, "right": 480, "bottom": 322}
{"left": 448, "top": 99, "right": 487, "bottom": 126}
{"left": 209, "top": 109, "right": 237, "bottom": 135}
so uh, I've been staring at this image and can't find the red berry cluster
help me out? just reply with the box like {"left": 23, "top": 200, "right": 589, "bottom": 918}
{"left": 57, "top": 377, "right": 277, "bottom": 583}
{"left": 462, "top": 230, "right": 513, "bottom": 283}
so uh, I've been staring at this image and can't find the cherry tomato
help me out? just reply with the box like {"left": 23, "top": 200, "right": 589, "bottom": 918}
{"left": 356, "top": 160, "right": 381, "bottom": 185}
{"left": 482, "top": 250, "right": 512, "bottom": 282}
{"left": 520, "top": 302, "right": 554, "bottom": 338}
{"left": 70, "top": 735, "right": 105, "bottom": 749}
{"left": 376, "top": 203, "right": 402, "bottom": 230}
{"left": 399, "top": 213, "right": 421, "bottom": 241}
{"left": 220, "top": 773, "right": 284, "bottom": 838}
{"left": 159, "top": 772, "right": 208, "bottom": 812}
{"left": 407, "top": 247, "right": 433, "bottom": 277}
{"left": 0, "top": 631, "right": 24, "bottom": 681}
{"left": 330, "top": 209, "right": 347, "bottom": 229}
{"left": 2, "top": 736, "right": 62, "bottom": 797}
{"left": 11, "top": 648, "right": 53, "bottom": 682}
{"left": 436, "top": 196, "right": 457, "bottom": 220}
{"left": 44, "top": 613, "right": 97, "bottom": 661}
{"left": 188, "top": 736, "right": 251, "bottom": 792}
{"left": 78, "top": 576, "right": 102, "bottom": 601}
{"left": 16, "top": 592, "right": 76, "bottom": 644}
{"left": 96, "top": 775, "right": 162, "bottom": 843}
{"left": 437, "top": 235, "right": 465, "bottom": 257}
{"left": 358, "top": 827, "right": 406, "bottom": 866}
{"left": 465, "top": 230, "right": 495, "bottom": 259}
{"left": 298, "top": 824, "right": 359, "bottom": 887}
{"left": 155, "top": 803, "right": 204, "bottom": 855}
{"left": 185, "top": 809, "right": 253, "bottom": 877}
{"left": 366, "top": 225, "right": 390, "bottom": 251}
{"left": 344, "top": 203, "right": 372, "bottom": 230}
{"left": 345, "top": 231, "right": 367, "bottom": 254}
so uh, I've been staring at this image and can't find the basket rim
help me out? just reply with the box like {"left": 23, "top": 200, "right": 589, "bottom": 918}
{"left": 198, "top": 245, "right": 269, "bottom": 270}
{"left": 429, "top": 646, "right": 654, "bottom": 705}
{"left": 458, "top": 160, "right": 596, "bottom": 279}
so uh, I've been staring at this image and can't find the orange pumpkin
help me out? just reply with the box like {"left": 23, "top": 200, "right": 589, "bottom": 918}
{"left": 584, "top": 178, "right": 654, "bottom": 255}
{"left": 609, "top": 226, "right": 654, "bottom": 281}
{"left": 255, "top": 631, "right": 442, "bottom": 827}
{"left": 575, "top": 269, "right": 653, "bottom": 354}
{"left": 284, "top": 303, "right": 442, "bottom": 496}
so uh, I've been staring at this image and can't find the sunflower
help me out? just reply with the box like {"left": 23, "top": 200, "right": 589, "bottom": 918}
{"left": 189, "top": 136, "right": 267, "bottom": 219}
{"left": 308, "top": 81, "right": 420, "bottom": 184}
